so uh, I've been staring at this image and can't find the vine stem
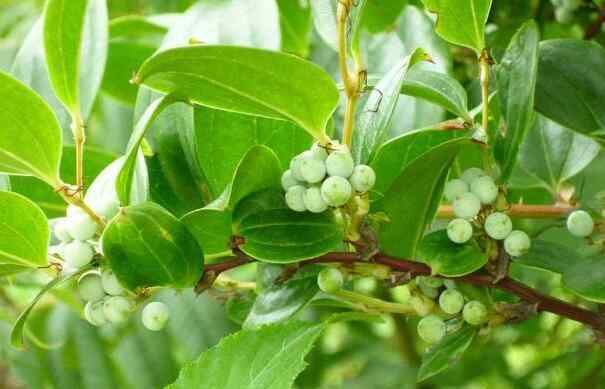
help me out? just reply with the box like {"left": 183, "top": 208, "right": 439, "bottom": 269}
{"left": 479, "top": 49, "right": 492, "bottom": 174}
{"left": 437, "top": 204, "right": 576, "bottom": 219}
{"left": 57, "top": 187, "right": 106, "bottom": 229}
{"left": 202, "top": 252, "right": 605, "bottom": 332}
{"left": 70, "top": 112, "right": 86, "bottom": 198}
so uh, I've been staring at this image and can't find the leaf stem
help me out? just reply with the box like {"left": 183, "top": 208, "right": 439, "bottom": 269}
{"left": 57, "top": 186, "right": 106, "bottom": 229}
{"left": 70, "top": 112, "right": 86, "bottom": 198}
{"left": 334, "top": 289, "right": 415, "bottom": 315}
{"left": 479, "top": 49, "right": 492, "bottom": 173}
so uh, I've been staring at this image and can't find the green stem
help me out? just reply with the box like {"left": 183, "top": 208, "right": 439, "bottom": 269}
{"left": 334, "top": 289, "right": 415, "bottom": 315}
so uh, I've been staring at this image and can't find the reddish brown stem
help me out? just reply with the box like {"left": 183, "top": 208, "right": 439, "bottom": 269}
{"left": 437, "top": 204, "right": 575, "bottom": 219}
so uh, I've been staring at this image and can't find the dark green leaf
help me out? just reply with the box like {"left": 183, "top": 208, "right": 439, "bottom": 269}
{"left": 418, "top": 231, "right": 489, "bottom": 277}
{"left": 562, "top": 255, "right": 605, "bottom": 303}
{"left": 277, "top": 0, "right": 312, "bottom": 57}
{"left": 181, "top": 208, "right": 232, "bottom": 257}
{"left": 362, "top": 0, "right": 407, "bottom": 32}
{"left": 514, "top": 240, "right": 575, "bottom": 274}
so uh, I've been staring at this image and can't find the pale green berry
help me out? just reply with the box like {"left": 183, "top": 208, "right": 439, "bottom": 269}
{"left": 461, "top": 168, "right": 485, "bottom": 185}
{"left": 84, "top": 300, "right": 107, "bottom": 326}
{"left": 417, "top": 315, "right": 446, "bottom": 343}
{"left": 78, "top": 270, "right": 105, "bottom": 302}
{"left": 303, "top": 186, "right": 328, "bottom": 213}
{"left": 419, "top": 284, "right": 439, "bottom": 299}
{"left": 289, "top": 153, "right": 306, "bottom": 181}
{"left": 453, "top": 192, "right": 481, "bottom": 220}
{"left": 390, "top": 284, "right": 412, "bottom": 303}
{"left": 93, "top": 198, "right": 120, "bottom": 220}
{"left": 504, "top": 230, "right": 531, "bottom": 257}
{"left": 285, "top": 185, "right": 307, "bottom": 212}
{"left": 418, "top": 276, "right": 443, "bottom": 289}
{"left": 484, "top": 212, "right": 513, "bottom": 240}
{"left": 325, "top": 148, "right": 354, "bottom": 178}
{"left": 349, "top": 165, "right": 376, "bottom": 193}
{"left": 371, "top": 315, "right": 396, "bottom": 338}
{"left": 53, "top": 219, "right": 72, "bottom": 243}
{"left": 66, "top": 204, "right": 84, "bottom": 218}
{"left": 66, "top": 213, "right": 97, "bottom": 241}
{"left": 439, "top": 289, "right": 465, "bottom": 314}
{"left": 470, "top": 176, "right": 498, "bottom": 204}
{"left": 321, "top": 176, "right": 352, "bottom": 207}
{"left": 411, "top": 296, "right": 434, "bottom": 316}
{"left": 310, "top": 142, "right": 328, "bottom": 161}
{"left": 101, "top": 268, "right": 125, "bottom": 296}
{"left": 566, "top": 210, "right": 594, "bottom": 238}
{"left": 463, "top": 300, "right": 488, "bottom": 326}
{"left": 281, "top": 169, "right": 300, "bottom": 191}
{"left": 103, "top": 296, "right": 134, "bottom": 324}
{"left": 300, "top": 155, "right": 326, "bottom": 184}
{"left": 63, "top": 240, "right": 94, "bottom": 268}
{"left": 555, "top": 7, "right": 573, "bottom": 23}
{"left": 318, "top": 268, "right": 343, "bottom": 293}
{"left": 353, "top": 277, "right": 378, "bottom": 295}
{"left": 447, "top": 218, "right": 473, "bottom": 244}
{"left": 444, "top": 179, "right": 469, "bottom": 202}
{"left": 142, "top": 301, "right": 169, "bottom": 331}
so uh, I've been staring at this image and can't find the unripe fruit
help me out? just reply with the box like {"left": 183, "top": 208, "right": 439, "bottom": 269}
{"left": 310, "top": 142, "right": 328, "bottom": 161}
{"left": 411, "top": 296, "right": 435, "bottom": 317}
{"left": 452, "top": 192, "right": 481, "bottom": 220}
{"left": 318, "top": 267, "right": 343, "bottom": 293}
{"left": 325, "top": 148, "right": 354, "bottom": 178}
{"left": 289, "top": 153, "right": 306, "bottom": 181}
{"left": 66, "top": 213, "right": 97, "bottom": 241}
{"left": 353, "top": 276, "right": 378, "bottom": 295}
{"left": 504, "top": 230, "right": 531, "bottom": 257}
{"left": 101, "top": 268, "right": 125, "bottom": 296}
{"left": 53, "top": 219, "right": 72, "bottom": 243}
{"left": 103, "top": 296, "right": 134, "bottom": 324}
{"left": 555, "top": 7, "right": 573, "bottom": 23}
{"left": 84, "top": 300, "right": 107, "bottom": 326}
{"left": 419, "top": 284, "right": 439, "bottom": 299}
{"left": 321, "top": 176, "right": 352, "bottom": 207}
{"left": 484, "top": 212, "right": 513, "bottom": 240}
{"left": 566, "top": 210, "right": 594, "bottom": 237}
{"left": 470, "top": 176, "right": 498, "bottom": 204}
{"left": 142, "top": 301, "right": 169, "bottom": 331}
{"left": 447, "top": 219, "right": 473, "bottom": 244}
{"left": 285, "top": 185, "right": 307, "bottom": 212}
{"left": 390, "top": 284, "right": 412, "bottom": 303}
{"left": 281, "top": 169, "right": 300, "bottom": 191}
{"left": 303, "top": 186, "right": 328, "bottom": 213}
{"left": 461, "top": 168, "right": 485, "bottom": 185}
{"left": 439, "top": 289, "right": 465, "bottom": 314}
{"left": 417, "top": 315, "right": 446, "bottom": 344}
{"left": 463, "top": 300, "right": 488, "bottom": 325}
{"left": 77, "top": 270, "right": 105, "bottom": 302}
{"left": 299, "top": 155, "right": 326, "bottom": 184}
{"left": 444, "top": 179, "right": 469, "bottom": 202}
{"left": 63, "top": 240, "right": 94, "bottom": 268}
{"left": 349, "top": 165, "right": 376, "bottom": 193}
{"left": 418, "top": 276, "right": 443, "bottom": 289}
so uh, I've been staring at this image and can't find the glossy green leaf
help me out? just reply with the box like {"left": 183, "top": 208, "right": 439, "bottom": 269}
{"left": 417, "top": 231, "right": 489, "bottom": 276}
{"left": 562, "top": 255, "right": 605, "bottom": 303}
{"left": 495, "top": 21, "right": 539, "bottom": 182}
{"left": 514, "top": 240, "right": 575, "bottom": 274}
{"left": 237, "top": 209, "right": 344, "bottom": 263}
{"left": 0, "top": 71, "right": 63, "bottom": 186}
{"left": 376, "top": 139, "right": 466, "bottom": 258}
{"left": 421, "top": 0, "right": 492, "bottom": 54}
{"left": 232, "top": 188, "right": 287, "bottom": 227}
{"left": 181, "top": 208, "right": 232, "bottom": 257}
{"left": 135, "top": 45, "right": 338, "bottom": 142}
{"left": 167, "top": 320, "right": 325, "bottom": 389}
{"left": 417, "top": 325, "right": 477, "bottom": 382}
{"left": 535, "top": 39, "right": 605, "bottom": 145}
{"left": 0, "top": 264, "right": 30, "bottom": 278}
{"left": 277, "top": 0, "right": 312, "bottom": 57}
{"left": 102, "top": 202, "right": 203, "bottom": 290}
{"left": 362, "top": 0, "right": 407, "bottom": 32}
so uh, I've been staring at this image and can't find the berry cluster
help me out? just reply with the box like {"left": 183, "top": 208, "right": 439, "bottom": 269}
{"left": 444, "top": 168, "right": 531, "bottom": 258}
{"left": 282, "top": 142, "right": 376, "bottom": 213}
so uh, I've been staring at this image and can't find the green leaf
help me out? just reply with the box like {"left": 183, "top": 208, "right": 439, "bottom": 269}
{"left": 0, "top": 71, "right": 63, "bottom": 186}
{"left": 400, "top": 68, "right": 471, "bottom": 122}
{"left": 514, "top": 240, "right": 575, "bottom": 274}
{"left": 167, "top": 320, "right": 326, "bottom": 389}
{"left": 0, "top": 191, "right": 49, "bottom": 269}
{"left": 181, "top": 208, "right": 232, "bottom": 257}
{"left": 135, "top": 45, "right": 339, "bottom": 142}
{"left": 116, "top": 94, "right": 176, "bottom": 205}
{"left": 562, "top": 255, "right": 605, "bottom": 303}
{"left": 535, "top": 39, "right": 605, "bottom": 145}
{"left": 375, "top": 139, "right": 466, "bottom": 258}
{"left": 353, "top": 48, "right": 430, "bottom": 163}
{"left": 417, "top": 231, "right": 489, "bottom": 277}
{"left": 0, "top": 264, "right": 31, "bottom": 278}
{"left": 277, "top": 0, "right": 312, "bottom": 57}
{"left": 237, "top": 209, "right": 344, "bottom": 263}
{"left": 495, "top": 21, "right": 540, "bottom": 182}
{"left": 421, "top": 0, "right": 492, "bottom": 54}
{"left": 417, "top": 325, "right": 477, "bottom": 382}
{"left": 362, "top": 0, "right": 407, "bottom": 32}
{"left": 102, "top": 202, "right": 203, "bottom": 290}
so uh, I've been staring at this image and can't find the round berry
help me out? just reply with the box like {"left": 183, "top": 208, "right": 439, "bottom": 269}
{"left": 281, "top": 169, "right": 300, "bottom": 191}
{"left": 310, "top": 142, "right": 328, "bottom": 161}
{"left": 84, "top": 300, "right": 107, "bottom": 326}
{"left": 463, "top": 300, "right": 488, "bottom": 326}
{"left": 93, "top": 198, "right": 120, "bottom": 220}
{"left": 444, "top": 179, "right": 469, "bottom": 202}
{"left": 321, "top": 176, "right": 352, "bottom": 207}
{"left": 447, "top": 219, "right": 473, "bottom": 244}
{"left": 325, "top": 148, "right": 354, "bottom": 178}
{"left": 411, "top": 296, "right": 434, "bottom": 317}
{"left": 66, "top": 204, "right": 84, "bottom": 218}
{"left": 77, "top": 270, "right": 105, "bottom": 302}
{"left": 417, "top": 315, "right": 446, "bottom": 344}
{"left": 353, "top": 277, "right": 378, "bottom": 295}
{"left": 566, "top": 210, "right": 594, "bottom": 238}
{"left": 349, "top": 165, "right": 376, "bottom": 193}
{"left": 317, "top": 267, "right": 343, "bottom": 293}
{"left": 504, "top": 230, "right": 531, "bottom": 257}
{"left": 470, "top": 176, "right": 498, "bottom": 204}
{"left": 53, "top": 219, "right": 72, "bottom": 243}
{"left": 555, "top": 7, "right": 573, "bottom": 23}
{"left": 452, "top": 192, "right": 481, "bottom": 220}
{"left": 300, "top": 155, "right": 326, "bottom": 184}
{"left": 101, "top": 268, "right": 125, "bottom": 296}
{"left": 484, "top": 212, "right": 513, "bottom": 240}
{"left": 461, "top": 168, "right": 485, "bottom": 185}
{"left": 63, "top": 240, "right": 94, "bottom": 268}
{"left": 289, "top": 153, "right": 306, "bottom": 181}
{"left": 285, "top": 185, "right": 307, "bottom": 212}
{"left": 303, "top": 186, "right": 328, "bottom": 213}
{"left": 390, "top": 284, "right": 412, "bottom": 303}
{"left": 439, "top": 289, "right": 465, "bottom": 315}
{"left": 66, "top": 213, "right": 97, "bottom": 241}
{"left": 142, "top": 301, "right": 169, "bottom": 331}
{"left": 103, "top": 296, "right": 134, "bottom": 324}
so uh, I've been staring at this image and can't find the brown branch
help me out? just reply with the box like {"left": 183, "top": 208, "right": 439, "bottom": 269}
{"left": 437, "top": 204, "right": 575, "bottom": 219}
